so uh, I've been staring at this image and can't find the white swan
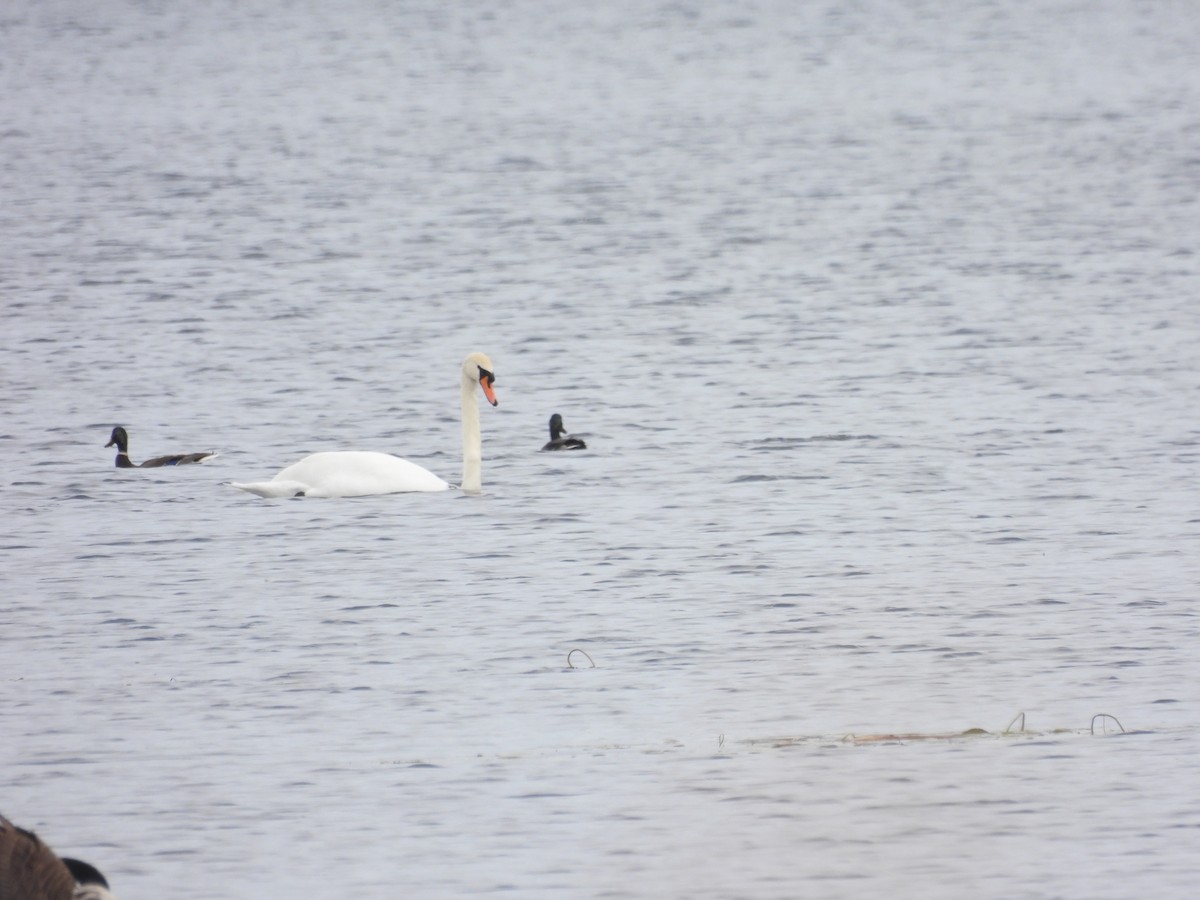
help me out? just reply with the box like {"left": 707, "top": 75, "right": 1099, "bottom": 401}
{"left": 232, "top": 352, "right": 498, "bottom": 498}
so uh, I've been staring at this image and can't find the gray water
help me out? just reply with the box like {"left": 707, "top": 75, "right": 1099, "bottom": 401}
{"left": 3, "top": 1, "right": 1200, "bottom": 897}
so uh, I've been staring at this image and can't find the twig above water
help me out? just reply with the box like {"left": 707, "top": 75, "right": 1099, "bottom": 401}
{"left": 1004, "top": 711, "right": 1026, "bottom": 734}
{"left": 567, "top": 648, "right": 595, "bottom": 669}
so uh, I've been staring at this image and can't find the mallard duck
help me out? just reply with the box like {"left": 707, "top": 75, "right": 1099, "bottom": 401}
{"left": 541, "top": 413, "right": 586, "bottom": 451}
{"left": 105, "top": 426, "right": 216, "bottom": 468}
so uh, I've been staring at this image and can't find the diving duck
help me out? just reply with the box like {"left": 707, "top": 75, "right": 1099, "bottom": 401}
{"left": 541, "top": 413, "right": 587, "bottom": 451}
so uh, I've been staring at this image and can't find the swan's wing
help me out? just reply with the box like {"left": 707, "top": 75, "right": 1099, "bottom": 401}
{"left": 235, "top": 451, "right": 451, "bottom": 498}
{"left": 278, "top": 451, "right": 450, "bottom": 495}
{"left": 231, "top": 480, "right": 309, "bottom": 498}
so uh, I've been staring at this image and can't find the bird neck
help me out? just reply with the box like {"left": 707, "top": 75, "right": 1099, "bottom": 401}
{"left": 460, "top": 376, "right": 482, "bottom": 493}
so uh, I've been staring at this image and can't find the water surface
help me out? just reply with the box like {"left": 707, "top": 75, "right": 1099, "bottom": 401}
{"left": 3, "top": 1, "right": 1199, "bottom": 897}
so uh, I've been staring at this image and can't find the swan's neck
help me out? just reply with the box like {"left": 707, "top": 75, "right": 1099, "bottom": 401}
{"left": 461, "top": 375, "right": 483, "bottom": 493}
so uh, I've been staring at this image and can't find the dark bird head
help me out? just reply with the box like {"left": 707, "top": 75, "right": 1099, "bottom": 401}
{"left": 105, "top": 426, "right": 128, "bottom": 451}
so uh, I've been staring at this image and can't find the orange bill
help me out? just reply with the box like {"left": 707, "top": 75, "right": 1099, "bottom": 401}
{"left": 480, "top": 375, "right": 498, "bottom": 406}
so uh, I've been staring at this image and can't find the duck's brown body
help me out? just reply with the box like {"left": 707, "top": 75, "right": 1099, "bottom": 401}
{"left": 0, "top": 815, "right": 112, "bottom": 900}
{"left": 106, "top": 426, "right": 214, "bottom": 468}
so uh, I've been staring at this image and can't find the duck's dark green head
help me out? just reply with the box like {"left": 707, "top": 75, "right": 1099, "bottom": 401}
{"left": 105, "top": 426, "right": 128, "bottom": 451}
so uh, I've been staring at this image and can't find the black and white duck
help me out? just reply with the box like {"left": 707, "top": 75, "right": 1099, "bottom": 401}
{"left": 541, "top": 413, "right": 587, "bottom": 451}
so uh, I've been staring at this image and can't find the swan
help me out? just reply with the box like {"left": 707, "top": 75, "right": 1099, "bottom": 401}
{"left": 0, "top": 813, "right": 117, "bottom": 900}
{"left": 231, "top": 352, "right": 498, "bottom": 498}
{"left": 541, "top": 413, "right": 587, "bottom": 451}
{"left": 105, "top": 426, "right": 216, "bottom": 468}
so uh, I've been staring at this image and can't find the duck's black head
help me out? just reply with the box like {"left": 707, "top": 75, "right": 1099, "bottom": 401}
{"left": 106, "top": 426, "right": 135, "bottom": 467}
{"left": 105, "top": 426, "right": 128, "bottom": 451}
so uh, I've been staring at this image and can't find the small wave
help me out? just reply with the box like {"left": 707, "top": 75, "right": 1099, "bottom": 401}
{"left": 729, "top": 474, "right": 829, "bottom": 483}
{"left": 745, "top": 434, "right": 880, "bottom": 451}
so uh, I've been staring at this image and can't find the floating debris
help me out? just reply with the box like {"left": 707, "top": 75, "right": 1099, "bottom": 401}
{"left": 567, "top": 648, "right": 595, "bottom": 669}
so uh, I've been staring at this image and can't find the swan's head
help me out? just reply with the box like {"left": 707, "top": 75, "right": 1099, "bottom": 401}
{"left": 463, "top": 352, "right": 498, "bottom": 407}
{"left": 105, "top": 426, "right": 129, "bottom": 450}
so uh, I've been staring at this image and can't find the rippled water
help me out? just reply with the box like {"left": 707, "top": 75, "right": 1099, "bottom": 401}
{"left": 3, "top": 1, "right": 1199, "bottom": 897}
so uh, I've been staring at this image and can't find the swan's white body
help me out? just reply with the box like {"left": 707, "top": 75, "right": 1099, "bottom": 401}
{"left": 232, "top": 450, "right": 449, "bottom": 498}
{"left": 232, "top": 352, "right": 497, "bottom": 499}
